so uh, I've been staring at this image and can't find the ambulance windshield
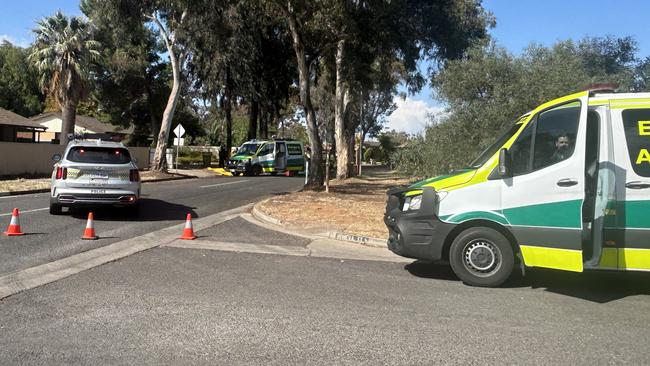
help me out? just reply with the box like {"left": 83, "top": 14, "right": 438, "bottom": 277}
{"left": 236, "top": 143, "right": 260, "bottom": 155}
{"left": 468, "top": 123, "right": 522, "bottom": 169}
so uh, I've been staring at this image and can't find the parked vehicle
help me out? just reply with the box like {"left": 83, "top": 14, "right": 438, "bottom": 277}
{"left": 226, "top": 139, "right": 305, "bottom": 176}
{"left": 385, "top": 86, "right": 650, "bottom": 287}
{"left": 49, "top": 134, "right": 141, "bottom": 215}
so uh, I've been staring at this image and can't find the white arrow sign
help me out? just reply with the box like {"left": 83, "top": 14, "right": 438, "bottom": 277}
{"left": 173, "top": 124, "right": 185, "bottom": 138}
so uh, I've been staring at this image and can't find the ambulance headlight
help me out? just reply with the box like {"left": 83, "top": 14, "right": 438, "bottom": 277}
{"left": 402, "top": 191, "right": 447, "bottom": 211}
{"left": 402, "top": 195, "right": 422, "bottom": 211}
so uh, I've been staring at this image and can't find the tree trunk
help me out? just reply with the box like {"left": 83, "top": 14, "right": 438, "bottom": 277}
{"left": 259, "top": 107, "right": 269, "bottom": 140}
{"left": 247, "top": 98, "right": 259, "bottom": 140}
{"left": 286, "top": 5, "right": 323, "bottom": 189}
{"left": 225, "top": 70, "right": 233, "bottom": 157}
{"left": 359, "top": 131, "right": 367, "bottom": 175}
{"left": 151, "top": 37, "right": 183, "bottom": 172}
{"left": 60, "top": 100, "right": 77, "bottom": 145}
{"left": 334, "top": 38, "right": 349, "bottom": 180}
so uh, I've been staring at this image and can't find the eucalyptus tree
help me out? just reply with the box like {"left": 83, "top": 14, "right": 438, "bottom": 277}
{"left": 81, "top": 0, "right": 169, "bottom": 146}
{"left": 327, "top": 0, "right": 493, "bottom": 179}
{"left": 29, "top": 11, "right": 100, "bottom": 145}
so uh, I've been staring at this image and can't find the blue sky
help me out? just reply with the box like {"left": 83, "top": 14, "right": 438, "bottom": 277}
{"left": 2, "top": 1, "right": 650, "bottom": 134}
{"left": 389, "top": 0, "right": 650, "bottom": 134}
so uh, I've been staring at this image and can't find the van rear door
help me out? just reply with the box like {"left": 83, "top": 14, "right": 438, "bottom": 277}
{"left": 501, "top": 93, "right": 588, "bottom": 272}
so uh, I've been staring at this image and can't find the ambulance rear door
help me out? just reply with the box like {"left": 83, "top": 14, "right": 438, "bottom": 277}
{"left": 609, "top": 102, "right": 650, "bottom": 270}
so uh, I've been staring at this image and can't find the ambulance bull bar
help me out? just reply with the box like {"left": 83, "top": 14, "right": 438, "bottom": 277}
{"left": 384, "top": 186, "right": 453, "bottom": 261}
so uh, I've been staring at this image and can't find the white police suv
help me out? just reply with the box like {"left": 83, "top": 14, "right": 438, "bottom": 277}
{"left": 50, "top": 134, "right": 141, "bottom": 215}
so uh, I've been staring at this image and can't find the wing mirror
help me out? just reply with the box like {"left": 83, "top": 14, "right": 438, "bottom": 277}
{"left": 132, "top": 157, "right": 138, "bottom": 164}
{"left": 498, "top": 148, "right": 511, "bottom": 177}
{"left": 52, "top": 154, "right": 61, "bottom": 162}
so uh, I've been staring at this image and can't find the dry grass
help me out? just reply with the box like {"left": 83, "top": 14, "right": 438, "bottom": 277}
{"left": 258, "top": 168, "right": 410, "bottom": 239}
{"left": 0, "top": 170, "right": 186, "bottom": 193}
{"left": 0, "top": 178, "right": 51, "bottom": 193}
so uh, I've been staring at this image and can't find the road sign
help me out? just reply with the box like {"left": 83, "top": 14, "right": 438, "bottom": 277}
{"left": 173, "top": 124, "right": 185, "bottom": 138}
{"left": 173, "top": 137, "right": 184, "bottom": 146}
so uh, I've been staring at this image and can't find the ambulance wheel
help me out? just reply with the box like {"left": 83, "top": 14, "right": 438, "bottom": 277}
{"left": 49, "top": 202, "right": 62, "bottom": 215}
{"left": 252, "top": 165, "right": 263, "bottom": 176}
{"left": 449, "top": 227, "right": 514, "bottom": 287}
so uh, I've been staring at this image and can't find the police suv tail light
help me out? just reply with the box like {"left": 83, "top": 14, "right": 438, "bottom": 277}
{"left": 55, "top": 167, "right": 67, "bottom": 180}
{"left": 130, "top": 169, "right": 140, "bottom": 182}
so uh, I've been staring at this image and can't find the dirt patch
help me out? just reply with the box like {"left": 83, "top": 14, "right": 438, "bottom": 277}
{"left": 0, "top": 170, "right": 191, "bottom": 193}
{"left": 258, "top": 169, "right": 410, "bottom": 239}
{"left": 0, "top": 178, "right": 51, "bottom": 193}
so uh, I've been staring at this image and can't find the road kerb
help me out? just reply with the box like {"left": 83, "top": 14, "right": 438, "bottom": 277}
{"left": 326, "top": 231, "right": 387, "bottom": 248}
{"left": 0, "top": 203, "right": 251, "bottom": 300}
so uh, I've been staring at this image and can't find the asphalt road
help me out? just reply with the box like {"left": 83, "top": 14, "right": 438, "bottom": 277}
{"left": 2, "top": 174, "right": 650, "bottom": 365}
{"left": 0, "top": 175, "right": 304, "bottom": 275}
{"left": 1, "top": 245, "right": 649, "bottom": 365}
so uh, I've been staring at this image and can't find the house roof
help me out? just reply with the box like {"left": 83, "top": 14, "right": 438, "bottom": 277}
{"left": 30, "top": 111, "right": 134, "bottom": 135}
{"left": 0, "top": 107, "right": 47, "bottom": 130}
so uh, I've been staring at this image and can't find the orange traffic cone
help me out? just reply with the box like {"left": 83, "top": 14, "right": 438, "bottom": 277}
{"left": 180, "top": 213, "right": 197, "bottom": 240}
{"left": 4, "top": 208, "right": 25, "bottom": 236}
{"left": 82, "top": 212, "right": 98, "bottom": 240}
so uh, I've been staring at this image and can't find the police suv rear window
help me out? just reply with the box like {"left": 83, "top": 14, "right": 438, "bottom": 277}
{"left": 67, "top": 147, "right": 132, "bottom": 164}
{"left": 622, "top": 108, "right": 650, "bottom": 177}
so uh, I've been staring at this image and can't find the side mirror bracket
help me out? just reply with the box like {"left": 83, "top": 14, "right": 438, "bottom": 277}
{"left": 498, "top": 148, "right": 511, "bottom": 178}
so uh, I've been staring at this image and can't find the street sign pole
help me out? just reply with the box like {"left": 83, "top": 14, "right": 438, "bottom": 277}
{"left": 173, "top": 124, "right": 186, "bottom": 174}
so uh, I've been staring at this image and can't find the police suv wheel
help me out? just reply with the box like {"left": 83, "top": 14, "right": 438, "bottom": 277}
{"left": 49, "top": 203, "right": 62, "bottom": 215}
{"left": 449, "top": 227, "right": 514, "bottom": 287}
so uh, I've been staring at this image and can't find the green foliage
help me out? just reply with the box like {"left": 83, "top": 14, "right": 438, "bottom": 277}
{"left": 363, "top": 146, "right": 382, "bottom": 162}
{"left": 0, "top": 42, "right": 43, "bottom": 116}
{"left": 395, "top": 37, "right": 641, "bottom": 178}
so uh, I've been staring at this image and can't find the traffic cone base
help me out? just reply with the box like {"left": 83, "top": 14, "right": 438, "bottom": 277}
{"left": 180, "top": 213, "right": 197, "bottom": 240}
{"left": 4, "top": 208, "right": 25, "bottom": 236}
{"left": 82, "top": 212, "right": 98, "bottom": 240}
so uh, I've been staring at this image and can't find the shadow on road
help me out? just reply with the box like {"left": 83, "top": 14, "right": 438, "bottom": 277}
{"left": 405, "top": 260, "right": 650, "bottom": 303}
{"left": 69, "top": 198, "right": 198, "bottom": 222}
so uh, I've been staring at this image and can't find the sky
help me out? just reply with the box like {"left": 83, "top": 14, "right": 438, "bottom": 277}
{"left": 3, "top": 1, "right": 650, "bottom": 134}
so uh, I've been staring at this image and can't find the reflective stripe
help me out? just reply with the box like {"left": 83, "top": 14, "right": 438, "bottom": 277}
{"left": 519, "top": 245, "right": 583, "bottom": 272}
{"left": 619, "top": 248, "right": 650, "bottom": 270}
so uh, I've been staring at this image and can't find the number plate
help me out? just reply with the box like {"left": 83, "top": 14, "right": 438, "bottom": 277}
{"left": 90, "top": 189, "right": 106, "bottom": 194}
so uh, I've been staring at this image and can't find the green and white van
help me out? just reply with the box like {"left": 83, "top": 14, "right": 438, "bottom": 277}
{"left": 226, "top": 139, "right": 305, "bottom": 176}
{"left": 385, "top": 88, "right": 650, "bottom": 287}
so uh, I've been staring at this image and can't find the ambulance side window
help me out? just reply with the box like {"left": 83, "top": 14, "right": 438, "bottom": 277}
{"left": 508, "top": 101, "right": 581, "bottom": 176}
{"left": 622, "top": 108, "right": 650, "bottom": 177}
{"left": 532, "top": 102, "right": 580, "bottom": 170}
{"left": 259, "top": 144, "right": 274, "bottom": 156}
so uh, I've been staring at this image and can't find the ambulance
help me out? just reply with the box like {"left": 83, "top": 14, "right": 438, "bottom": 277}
{"left": 226, "top": 139, "right": 304, "bottom": 176}
{"left": 385, "top": 86, "right": 650, "bottom": 287}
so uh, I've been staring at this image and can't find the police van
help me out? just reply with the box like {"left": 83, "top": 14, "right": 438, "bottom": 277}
{"left": 385, "top": 86, "right": 650, "bottom": 287}
{"left": 226, "top": 139, "right": 305, "bottom": 176}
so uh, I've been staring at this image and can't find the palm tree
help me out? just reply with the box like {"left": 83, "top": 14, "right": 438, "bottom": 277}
{"left": 29, "top": 11, "right": 100, "bottom": 145}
